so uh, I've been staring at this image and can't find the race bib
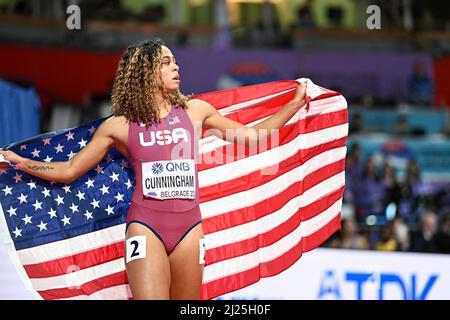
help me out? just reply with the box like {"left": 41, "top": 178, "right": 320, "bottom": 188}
{"left": 142, "top": 159, "right": 196, "bottom": 200}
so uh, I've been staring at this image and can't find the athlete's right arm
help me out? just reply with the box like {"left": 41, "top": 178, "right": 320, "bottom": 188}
{"left": 0, "top": 120, "right": 115, "bottom": 184}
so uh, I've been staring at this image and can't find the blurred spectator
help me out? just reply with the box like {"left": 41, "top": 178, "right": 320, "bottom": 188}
{"left": 349, "top": 113, "right": 363, "bottom": 134}
{"left": 5, "top": 0, "right": 31, "bottom": 16}
{"left": 361, "top": 92, "right": 375, "bottom": 108}
{"left": 346, "top": 144, "right": 363, "bottom": 180}
{"left": 294, "top": 0, "right": 316, "bottom": 29}
{"left": 396, "top": 159, "right": 423, "bottom": 223}
{"left": 324, "top": 231, "right": 341, "bottom": 249}
{"left": 382, "top": 162, "right": 402, "bottom": 210}
{"left": 392, "top": 217, "right": 410, "bottom": 251}
{"left": 406, "top": 159, "right": 421, "bottom": 184}
{"left": 141, "top": 5, "right": 165, "bottom": 23}
{"left": 344, "top": 143, "right": 363, "bottom": 204}
{"left": 409, "top": 211, "right": 438, "bottom": 253}
{"left": 434, "top": 212, "right": 450, "bottom": 253}
{"left": 408, "top": 61, "right": 434, "bottom": 106}
{"left": 327, "top": 219, "right": 369, "bottom": 250}
{"left": 375, "top": 222, "right": 398, "bottom": 251}
{"left": 393, "top": 115, "right": 409, "bottom": 136}
{"left": 353, "top": 158, "right": 385, "bottom": 222}
{"left": 326, "top": 5, "right": 344, "bottom": 28}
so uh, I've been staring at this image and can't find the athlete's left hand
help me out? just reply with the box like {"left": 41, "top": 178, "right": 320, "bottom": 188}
{"left": 294, "top": 83, "right": 306, "bottom": 103}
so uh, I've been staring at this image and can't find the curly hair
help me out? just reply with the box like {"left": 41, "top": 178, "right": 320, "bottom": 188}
{"left": 111, "top": 38, "right": 190, "bottom": 126}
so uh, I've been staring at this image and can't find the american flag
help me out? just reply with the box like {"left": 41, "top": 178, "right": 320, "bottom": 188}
{"left": 0, "top": 79, "right": 348, "bottom": 300}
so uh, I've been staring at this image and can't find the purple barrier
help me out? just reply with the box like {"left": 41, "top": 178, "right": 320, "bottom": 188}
{"left": 299, "top": 52, "right": 434, "bottom": 103}
{"left": 175, "top": 49, "right": 433, "bottom": 103}
{"left": 176, "top": 48, "right": 298, "bottom": 95}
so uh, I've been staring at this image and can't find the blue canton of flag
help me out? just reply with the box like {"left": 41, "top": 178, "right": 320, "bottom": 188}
{"left": 0, "top": 117, "right": 135, "bottom": 251}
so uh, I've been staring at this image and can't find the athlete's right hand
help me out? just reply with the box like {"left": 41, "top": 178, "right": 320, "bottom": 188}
{"left": 0, "top": 150, "right": 23, "bottom": 169}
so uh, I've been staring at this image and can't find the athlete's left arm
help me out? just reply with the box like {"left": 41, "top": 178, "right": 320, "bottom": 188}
{"left": 199, "top": 83, "right": 307, "bottom": 146}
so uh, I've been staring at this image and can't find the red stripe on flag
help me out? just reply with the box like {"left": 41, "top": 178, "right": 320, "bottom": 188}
{"left": 194, "top": 80, "right": 300, "bottom": 110}
{"left": 205, "top": 192, "right": 344, "bottom": 265}
{"left": 201, "top": 91, "right": 294, "bottom": 139}
{"left": 302, "top": 186, "right": 345, "bottom": 221}
{"left": 23, "top": 242, "right": 124, "bottom": 278}
{"left": 37, "top": 270, "right": 128, "bottom": 300}
{"left": 202, "top": 160, "right": 345, "bottom": 234}
{"left": 200, "top": 214, "right": 340, "bottom": 300}
{"left": 200, "top": 139, "right": 346, "bottom": 203}
{"left": 201, "top": 241, "right": 303, "bottom": 300}
{"left": 198, "top": 109, "right": 347, "bottom": 172}
{"left": 303, "top": 214, "right": 341, "bottom": 252}
{"left": 222, "top": 94, "right": 345, "bottom": 129}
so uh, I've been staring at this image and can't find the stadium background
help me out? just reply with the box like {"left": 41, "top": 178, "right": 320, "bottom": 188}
{"left": 0, "top": 0, "right": 450, "bottom": 300}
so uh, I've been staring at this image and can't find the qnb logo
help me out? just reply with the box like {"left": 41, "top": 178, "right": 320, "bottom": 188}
{"left": 139, "top": 128, "right": 189, "bottom": 146}
{"left": 318, "top": 269, "right": 439, "bottom": 300}
{"left": 152, "top": 162, "right": 164, "bottom": 174}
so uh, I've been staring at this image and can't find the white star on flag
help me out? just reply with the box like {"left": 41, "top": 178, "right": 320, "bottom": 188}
{"left": 85, "top": 179, "right": 95, "bottom": 188}
{"left": 84, "top": 210, "right": 93, "bottom": 220}
{"left": 76, "top": 191, "right": 85, "bottom": 201}
{"left": 78, "top": 139, "right": 88, "bottom": 148}
{"left": 54, "top": 144, "right": 64, "bottom": 153}
{"left": 47, "top": 208, "right": 57, "bottom": 219}
{"left": 27, "top": 180, "right": 37, "bottom": 190}
{"left": 105, "top": 205, "right": 115, "bottom": 215}
{"left": 95, "top": 165, "right": 104, "bottom": 174}
{"left": 61, "top": 215, "right": 71, "bottom": 226}
{"left": 100, "top": 185, "right": 110, "bottom": 195}
{"left": 88, "top": 126, "right": 96, "bottom": 134}
{"left": 12, "top": 227, "right": 22, "bottom": 238}
{"left": 125, "top": 179, "right": 133, "bottom": 189}
{"left": 55, "top": 195, "right": 64, "bottom": 206}
{"left": 37, "top": 221, "right": 47, "bottom": 232}
{"left": 67, "top": 151, "right": 76, "bottom": 160}
{"left": 42, "top": 138, "right": 52, "bottom": 145}
{"left": 114, "top": 193, "right": 124, "bottom": 202}
{"left": 90, "top": 199, "right": 100, "bottom": 209}
{"left": 2, "top": 185, "right": 12, "bottom": 196}
{"left": 63, "top": 185, "right": 71, "bottom": 193}
{"left": 22, "top": 214, "right": 32, "bottom": 225}
{"left": 13, "top": 173, "right": 23, "bottom": 183}
{"left": 18, "top": 193, "right": 28, "bottom": 204}
{"left": 42, "top": 187, "right": 51, "bottom": 198}
{"left": 65, "top": 131, "right": 74, "bottom": 140}
{"left": 43, "top": 155, "right": 53, "bottom": 162}
{"left": 32, "top": 200, "right": 43, "bottom": 211}
{"left": 31, "top": 149, "right": 41, "bottom": 158}
{"left": 19, "top": 144, "right": 27, "bottom": 150}
{"left": 7, "top": 206, "right": 17, "bottom": 217}
{"left": 110, "top": 172, "right": 119, "bottom": 182}
{"left": 69, "top": 203, "right": 79, "bottom": 214}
